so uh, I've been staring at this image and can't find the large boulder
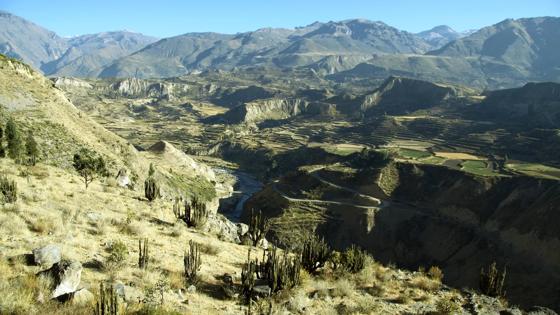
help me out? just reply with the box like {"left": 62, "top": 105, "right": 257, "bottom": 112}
{"left": 38, "top": 259, "right": 83, "bottom": 298}
{"left": 203, "top": 213, "right": 241, "bottom": 243}
{"left": 32, "top": 244, "right": 62, "bottom": 268}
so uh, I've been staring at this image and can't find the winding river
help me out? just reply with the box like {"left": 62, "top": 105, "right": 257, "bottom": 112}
{"left": 214, "top": 168, "right": 263, "bottom": 222}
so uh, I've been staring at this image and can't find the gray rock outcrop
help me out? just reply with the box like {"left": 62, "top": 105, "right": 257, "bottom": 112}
{"left": 38, "top": 259, "right": 83, "bottom": 298}
{"left": 32, "top": 244, "right": 62, "bottom": 268}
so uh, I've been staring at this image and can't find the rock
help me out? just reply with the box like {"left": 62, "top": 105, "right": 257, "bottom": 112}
{"left": 176, "top": 289, "right": 186, "bottom": 302}
{"left": 114, "top": 282, "right": 143, "bottom": 303}
{"left": 85, "top": 211, "right": 102, "bottom": 223}
{"left": 115, "top": 169, "right": 130, "bottom": 187}
{"left": 53, "top": 77, "right": 92, "bottom": 89}
{"left": 70, "top": 288, "right": 95, "bottom": 306}
{"left": 237, "top": 223, "right": 249, "bottom": 237}
{"left": 38, "top": 259, "right": 82, "bottom": 298}
{"left": 500, "top": 308, "right": 523, "bottom": 315}
{"left": 253, "top": 285, "right": 271, "bottom": 297}
{"left": 187, "top": 285, "right": 196, "bottom": 293}
{"left": 32, "top": 244, "right": 62, "bottom": 268}
{"left": 36, "top": 291, "right": 45, "bottom": 304}
{"left": 203, "top": 213, "right": 241, "bottom": 243}
{"left": 527, "top": 306, "right": 558, "bottom": 315}
{"left": 257, "top": 238, "right": 269, "bottom": 250}
{"left": 240, "top": 234, "right": 252, "bottom": 246}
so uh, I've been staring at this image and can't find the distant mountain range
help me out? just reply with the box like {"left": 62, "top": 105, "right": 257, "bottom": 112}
{"left": 0, "top": 10, "right": 157, "bottom": 76}
{"left": 0, "top": 10, "right": 558, "bottom": 89}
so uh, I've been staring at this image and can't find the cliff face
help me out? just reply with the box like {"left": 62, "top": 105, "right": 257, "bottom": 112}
{"left": 107, "top": 78, "right": 190, "bottom": 100}
{"left": 245, "top": 161, "right": 560, "bottom": 310}
{"left": 217, "top": 97, "right": 337, "bottom": 124}
{"left": 341, "top": 164, "right": 560, "bottom": 310}
{"left": 359, "top": 76, "right": 462, "bottom": 115}
{"left": 218, "top": 98, "right": 307, "bottom": 124}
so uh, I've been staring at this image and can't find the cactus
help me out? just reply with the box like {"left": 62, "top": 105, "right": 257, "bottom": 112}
{"left": 340, "top": 245, "right": 367, "bottom": 273}
{"left": 480, "top": 262, "right": 507, "bottom": 298}
{"left": 174, "top": 197, "right": 208, "bottom": 228}
{"left": 172, "top": 197, "right": 182, "bottom": 219}
{"left": 301, "top": 234, "right": 331, "bottom": 273}
{"left": 94, "top": 282, "right": 119, "bottom": 315}
{"left": 184, "top": 240, "right": 201, "bottom": 285}
{"left": 0, "top": 175, "right": 17, "bottom": 204}
{"left": 249, "top": 209, "right": 269, "bottom": 246}
{"left": 242, "top": 247, "right": 301, "bottom": 301}
{"left": 138, "top": 238, "right": 149, "bottom": 270}
{"left": 144, "top": 176, "right": 158, "bottom": 202}
{"left": 241, "top": 249, "right": 257, "bottom": 303}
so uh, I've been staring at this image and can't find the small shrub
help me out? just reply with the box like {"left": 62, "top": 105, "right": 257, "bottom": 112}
{"left": 29, "top": 217, "right": 56, "bottom": 234}
{"left": 330, "top": 278, "right": 354, "bottom": 297}
{"left": 25, "top": 132, "right": 39, "bottom": 166}
{"left": 435, "top": 297, "right": 461, "bottom": 314}
{"left": 410, "top": 275, "right": 441, "bottom": 292}
{"left": 199, "top": 243, "right": 220, "bottom": 256}
{"left": 107, "top": 240, "right": 128, "bottom": 268}
{"left": 428, "top": 266, "right": 444, "bottom": 282}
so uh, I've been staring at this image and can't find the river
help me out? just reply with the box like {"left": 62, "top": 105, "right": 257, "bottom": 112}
{"left": 213, "top": 168, "right": 263, "bottom": 222}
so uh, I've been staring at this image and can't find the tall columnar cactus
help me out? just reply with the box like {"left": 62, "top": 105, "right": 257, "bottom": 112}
{"left": 340, "top": 245, "right": 367, "bottom": 273}
{"left": 480, "top": 262, "right": 507, "bottom": 298}
{"left": 184, "top": 240, "right": 201, "bottom": 285}
{"left": 138, "top": 238, "right": 149, "bottom": 270}
{"left": 0, "top": 175, "right": 17, "bottom": 204}
{"left": 174, "top": 196, "right": 208, "bottom": 228}
{"left": 241, "top": 249, "right": 257, "bottom": 303}
{"left": 242, "top": 246, "right": 301, "bottom": 301}
{"left": 94, "top": 282, "right": 118, "bottom": 315}
{"left": 144, "top": 176, "right": 158, "bottom": 202}
{"left": 301, "top": 234, "right": 331, "bottom": 273}
{"left": 249, "top": 209, "right": 269, "bottom": 246}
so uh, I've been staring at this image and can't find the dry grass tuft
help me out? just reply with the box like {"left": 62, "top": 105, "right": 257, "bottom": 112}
{"left": 330, "top": 278, "right": 354, "bottom": 298}
{"left": 199, "top": 243, "right": 221, "bottom": 256}
{"left": 28, "top": 216, "right": 58, "bottom": 235}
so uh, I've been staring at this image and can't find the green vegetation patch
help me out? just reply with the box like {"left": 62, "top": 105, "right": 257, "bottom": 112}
{"left": 460, "top": 160, "right": 497, "bottom": 176}
{"left": 397, "top": 148, "right": 432, "bottom": 160}
{"left": 506, "top": 163, "right": 560, "bottom": 180}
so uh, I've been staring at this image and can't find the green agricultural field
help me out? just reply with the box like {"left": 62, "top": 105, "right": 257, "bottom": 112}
{"left": 506, "top": 163, "right": 560, "bottom": 180}
{"left": 397, "top": 148, "right": 432, "bottom": 160}
{"left": 460, "top": 160, "right": 498, "bottom": 176}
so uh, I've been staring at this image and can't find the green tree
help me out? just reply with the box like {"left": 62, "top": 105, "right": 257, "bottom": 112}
{"left": 73, "top": 148, "right": 108, "bottom": 189}
{"left": 6, "top": 118, "right": 23, "bottom": 163}
{"left": 25, "top": 132, "right": 39, "bottom": 166}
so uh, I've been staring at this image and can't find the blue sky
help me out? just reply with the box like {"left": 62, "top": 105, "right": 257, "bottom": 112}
{"left": 1, "top": 0, "right": 559, "bottom": 38}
